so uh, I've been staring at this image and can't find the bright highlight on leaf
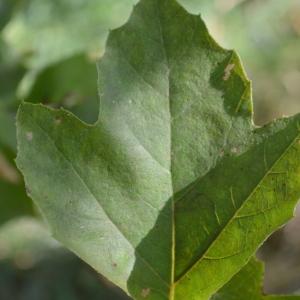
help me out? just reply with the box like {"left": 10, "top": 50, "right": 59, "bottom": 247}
{"left": 16, "top": 0, "right": 300, "bottom": 299}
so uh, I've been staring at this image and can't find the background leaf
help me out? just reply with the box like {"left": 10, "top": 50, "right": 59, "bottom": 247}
{"left": 3, "top": 0, "right": 139, "bottom": 97}
{"left": 212, "top": 257, "right": 300, "bottom": 300}
{"left": 0, "top": 146, "right": 33, "bottom": 226}
{"left": 0, "top": 217, "right": 130, "bottom": 300}
{"left": 25, "top": 54, "right": 99, "bottom": 124}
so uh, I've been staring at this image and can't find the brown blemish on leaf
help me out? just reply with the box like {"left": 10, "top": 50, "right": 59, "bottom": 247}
{"left": 13, "top": 251, "right": 34, "bottom": 270}
{"left": 54, "top": 117, "right": 62, "bottom": 125}
{"left": 141, "top": 288, "right": 151, "bottom": 298}
{"left": 63, "top": 92, "right": 82, "bottom": 108}
{"left": 223, "top": 63, "right": 235, "bottom": 81}
{"left": 231, "top": 147, "right": 238, "bottom": 154}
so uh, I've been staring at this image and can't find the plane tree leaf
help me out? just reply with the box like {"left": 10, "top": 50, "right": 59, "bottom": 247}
{"left": 16, "top": 0, "right": 300, "bottom": 299}
{"left": 212, "top": 257, "right": 300, "bottom": 300}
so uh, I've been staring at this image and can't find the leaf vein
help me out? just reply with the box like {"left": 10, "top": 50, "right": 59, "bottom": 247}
{"left": 175, "top": 130, "right": 300, "bottom": 284}
{"left": 31, "top": 118, "right": 170, "bottom": 289}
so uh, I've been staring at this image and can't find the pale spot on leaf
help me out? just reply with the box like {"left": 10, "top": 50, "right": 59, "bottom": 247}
{"left": 231, "top": 147, "right": 238, "bottom": 154}
{"left": 55, "top": 118, "right": 62, "bottom": 125}
{"left": 26, "top": 132, "right": 33, "bottom": 141}
{"left": 223, "top": 63, "right": 235, "bottom": 81}
{"left": 141, "top": 288, "right": 151, "bottom": 298}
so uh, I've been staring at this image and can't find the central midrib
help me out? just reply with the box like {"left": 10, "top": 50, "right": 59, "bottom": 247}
{"left": 173, "top": 130, "right": 300, "bottom": 287}
{"left": 154, "top": 3, "right": 176, "bottom": 300}
{"left": 156, "top": 6, "right": 300, "bottom": 296}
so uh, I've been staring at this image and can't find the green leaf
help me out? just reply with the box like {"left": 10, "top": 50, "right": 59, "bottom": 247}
{"left": 16, "top": 0, "right": 300, "bottom": 299}
{"left": 0, "top": 36, "right": 25, "bottom": 151}
{"left": 212, "top": 257, "right": 300, "bottom": 300}
{"left": 0, "top": 217, "right": 57, "bottom": 260}
{"left": 4, "top": 0, "right": 133, "bottom": 67}
{"left": 0, "top": 179, "right": 33, "bottom": 225}
{"left": 0, "top": 147, "right": 33, "bottom": 226}
{"left": 0, "top": 108, "right": 16, "bottom": 151}
{"left": 0, "top": 0, "right": 20, "bottom": 30}
{"left": 0, "top": 39, "right": 34, "bottom": 226}
{"left": 3, "top": 0, "right": 140, "bottom": 98}
{"left": 26, "top": 53, "right": 99, "bottom": 124}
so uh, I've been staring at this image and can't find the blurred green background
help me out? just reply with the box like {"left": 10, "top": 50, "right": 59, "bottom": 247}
{"left": 0, "top": 0, "right": 300, "bottom": 299}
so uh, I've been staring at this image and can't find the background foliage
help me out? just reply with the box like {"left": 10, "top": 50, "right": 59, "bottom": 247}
{"left": 0, "top": 0, "right": 300, "bottom": 298}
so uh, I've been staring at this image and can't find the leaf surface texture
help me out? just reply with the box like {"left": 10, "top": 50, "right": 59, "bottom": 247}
{"left": 16, "top": 0, "right": 300, "bottom": 299}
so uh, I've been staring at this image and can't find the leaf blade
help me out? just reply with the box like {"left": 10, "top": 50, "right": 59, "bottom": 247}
{"left": 16, "top": 0, "right": 300, "bottom": 299}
